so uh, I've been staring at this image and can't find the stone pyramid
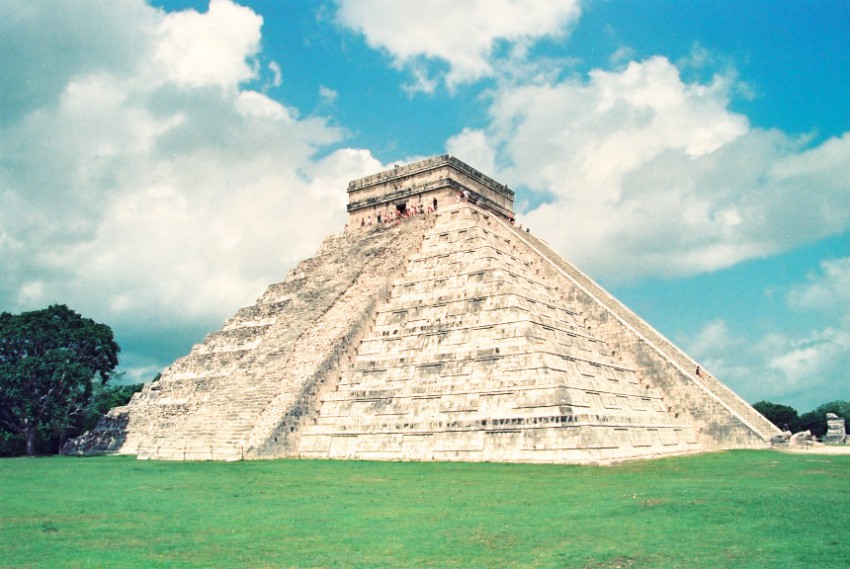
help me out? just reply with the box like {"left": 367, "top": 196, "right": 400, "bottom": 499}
{"left": 66, "top": 155, "right": 779, "bottom": 463}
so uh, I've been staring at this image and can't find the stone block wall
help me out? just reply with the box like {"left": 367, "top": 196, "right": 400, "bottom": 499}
{"left": 509, "top": 219, "right": 778, "bottom": 447}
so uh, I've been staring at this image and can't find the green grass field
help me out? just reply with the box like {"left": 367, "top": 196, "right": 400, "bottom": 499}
{"left": 1, "top": 450, "right": 847, "bottom": 569}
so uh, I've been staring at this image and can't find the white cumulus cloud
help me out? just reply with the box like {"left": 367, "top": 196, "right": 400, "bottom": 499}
{"left": 154, "top": 0, "right": 263, "bottom": 89}
{"left": 0, "top": 1, "right": 381, "bottom": 377}
{"left": 446, "top": 56, "right": 850, "bottom": 281}
{"left": 335, "top": 0, "right": 581, "bottom": 92}
{"left": 787, "top": 257, "right": 850, "bottom": 320}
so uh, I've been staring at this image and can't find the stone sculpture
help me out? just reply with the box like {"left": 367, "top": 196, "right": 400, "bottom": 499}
{"left": 790, "top": 430, "right": 814, "bottom": 447}
{"left": 824, "top": 413, "right": 847, "bottom": 445}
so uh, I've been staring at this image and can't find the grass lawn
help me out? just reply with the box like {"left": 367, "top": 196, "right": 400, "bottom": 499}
{"left": 0, "top": 450, "right": 848, "bottom": 568}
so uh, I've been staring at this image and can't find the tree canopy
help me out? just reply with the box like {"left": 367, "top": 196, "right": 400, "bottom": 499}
{"left": 0, "top": 305, "right": 120, "bottom": 455}
{"left": 753, "top": 400, "right": 849, "bottom": 439}
{"left": 752, "top": 401, "right": 802, "bottom": 432}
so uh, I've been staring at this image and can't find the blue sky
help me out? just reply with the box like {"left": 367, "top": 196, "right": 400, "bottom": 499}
{"left": 1, "top": 0, "right": 847, "bottom": 411}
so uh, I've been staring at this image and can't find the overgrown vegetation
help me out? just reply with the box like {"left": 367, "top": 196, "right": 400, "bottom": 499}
{"left": 0, "top": 380, "right": 144, "bottom": 456}
{"left": 0, "top": 451, "right": 847, "bottom": 568}
{"left": 0, "top": 305, "right": 130, "bottom": 456}
{"left": 753, "top": 400, "right": 850, "bottom": 437}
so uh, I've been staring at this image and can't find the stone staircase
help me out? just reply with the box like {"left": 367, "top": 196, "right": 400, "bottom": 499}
{"left": 67, "top": 217, "right": 432, "bottom": 459}
{"left": 243, "top": 217, "right": 432, "bottom": 457}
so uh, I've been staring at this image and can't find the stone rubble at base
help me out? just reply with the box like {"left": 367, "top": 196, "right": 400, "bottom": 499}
{"left": 65, "top": 155, "right": 781, "bottom": 463}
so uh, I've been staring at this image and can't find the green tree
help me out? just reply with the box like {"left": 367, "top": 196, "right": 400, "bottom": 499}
{"left": 752, "top": 400, "right": 801, "bottom": 432}
{"left": 0, "top": 305, "right": 120, "bottom": 455}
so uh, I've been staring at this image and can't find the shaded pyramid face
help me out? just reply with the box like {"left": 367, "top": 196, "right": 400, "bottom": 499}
{"left": 66, "top": 156, "right": 779, "bottom": 463}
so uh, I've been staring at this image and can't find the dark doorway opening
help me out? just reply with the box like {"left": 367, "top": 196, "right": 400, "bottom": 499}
{"left": 396, "top": 203, "right": 407, "bottom": 215}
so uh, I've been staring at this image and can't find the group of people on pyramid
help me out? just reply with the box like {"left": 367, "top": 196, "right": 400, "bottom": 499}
{"left": 353, "top": 198, "right": 439, "bottom": 230}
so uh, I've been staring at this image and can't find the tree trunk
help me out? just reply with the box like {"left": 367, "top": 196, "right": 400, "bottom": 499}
{"left": 25, "top": 428, "right": 37, "bottom": 456}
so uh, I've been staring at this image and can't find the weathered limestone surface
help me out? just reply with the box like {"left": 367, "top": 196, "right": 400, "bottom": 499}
{"left": 514, "top": 227, "right": 779, "bottom": 447}
{"left": 67, "top": 155, "right": 778, "bottom": 463}
{"left": 66, "top": 218, "right": 432, "bottom": 459}
{"left": 298, "top": 202, "right": 776, "bottom": 463}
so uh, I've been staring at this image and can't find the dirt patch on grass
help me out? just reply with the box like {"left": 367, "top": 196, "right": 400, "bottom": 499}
{"left": 582, "top": 556, "right": 638, "bottom": 569}
{"left": 779, "top": 445, "right": 850, "bottom": 455}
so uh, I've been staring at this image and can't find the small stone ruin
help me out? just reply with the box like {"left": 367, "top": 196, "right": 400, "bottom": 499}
{"left": 823, "top": 413, "right": 847, "bottom": 445}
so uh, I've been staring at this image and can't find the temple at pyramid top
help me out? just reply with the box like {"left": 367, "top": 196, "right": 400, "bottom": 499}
{"left": 347, "top": 154, "right": 515, "bottom": 224}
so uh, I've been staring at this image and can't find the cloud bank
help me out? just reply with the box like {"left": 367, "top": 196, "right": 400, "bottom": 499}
{"left": 0, "top": 0, "right": 380, "bottom": 378}
{"left": 336, "top": 1, "right": 850, "bottom": 282}
{"left": 447, "top": 57, "right": 850, "bottom": 282}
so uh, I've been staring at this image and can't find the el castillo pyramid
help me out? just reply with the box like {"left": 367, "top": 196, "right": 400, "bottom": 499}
{"left": 66, "top": 155, "right": 779, "bottom": 463}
